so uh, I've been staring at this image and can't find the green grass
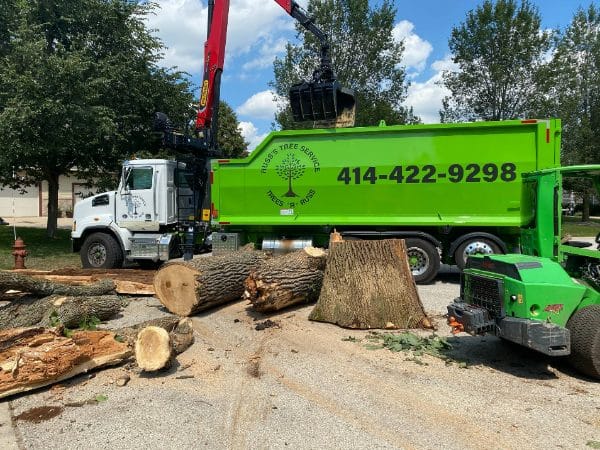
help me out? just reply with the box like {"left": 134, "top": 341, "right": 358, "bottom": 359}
{"left": 562, "top": 216, "right": 600, "bottom": 238}
{"left": 0, "top": 226, "right": 80, "bottom": 270}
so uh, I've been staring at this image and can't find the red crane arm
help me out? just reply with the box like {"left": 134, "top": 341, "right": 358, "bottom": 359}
{"left": 195, "top": 0, "right": 230, "bottom": 132}
{"left": 195, "top": 0, "right": 334, "bottom": 141}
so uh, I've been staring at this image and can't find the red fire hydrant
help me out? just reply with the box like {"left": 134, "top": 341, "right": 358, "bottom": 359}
{"left": 12, "top": 237, "right": 27, "bottom": 270}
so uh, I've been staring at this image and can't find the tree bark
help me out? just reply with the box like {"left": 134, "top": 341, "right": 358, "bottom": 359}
{"left": 309, "top": 239, "right": 429, "bottom": 329}
{"left": 0, "top": 327, "right": 131, "bottom": 399}
{"left": 0, "top": 271, "right": 115, "bottom": 297}
{"left": 582, "top": 193, "right": 590, "bottom": 222}
{"left": 46, "top": 172, "right": 60, "bottom": 239}
{"left": 154, "top": 252, "right": 268, "bottom": 316}
{"left": 0, "top": 295, "right": 123, "bottom": 329}
{"left": 245, "top": 247, "right": 327, "bottom": 312}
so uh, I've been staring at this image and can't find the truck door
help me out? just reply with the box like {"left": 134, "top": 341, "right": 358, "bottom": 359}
{"left": 116, "top": 165, "right": 160, "bottom": 231}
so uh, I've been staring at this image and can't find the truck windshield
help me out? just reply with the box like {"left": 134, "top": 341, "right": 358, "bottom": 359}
{"left": 125, "top": 167, "right": 153, "bottom": 190}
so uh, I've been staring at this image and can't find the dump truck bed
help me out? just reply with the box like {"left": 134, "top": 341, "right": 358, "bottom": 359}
{"left": 211, "top": 119, "right": 560, "bottom": 229}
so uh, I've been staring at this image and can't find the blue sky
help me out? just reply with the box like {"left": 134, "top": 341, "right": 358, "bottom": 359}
{"left": 145, "top": 0, "right": 592, "bottom": 149}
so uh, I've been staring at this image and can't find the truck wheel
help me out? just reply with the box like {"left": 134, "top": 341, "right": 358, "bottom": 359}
{"left": 81, "top": 233, "right": 124, "bottom": 269}
{"left": 454, "top": 237, "right": 502, "bottom": 270}
{"left": 405, "top": 238, "right": 440, "bottom": 284}
{"left": 566, "top": 305, "right": 600, "bottom": 379}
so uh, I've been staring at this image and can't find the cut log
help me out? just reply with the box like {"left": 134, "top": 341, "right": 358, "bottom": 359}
{"left": 245, "top": 247, "right": 327, "bottom": 312}
{"left": 0, "top": 327, "right": 130, "bottom": 399}
{"left": 113, "top": 316, "right": 181, "bottom": 343}
{"left": 169, "top": 318, "right": 194, "bottom": 354}
{"left": 154, "top": 252, "right": 268, "bottom": 316}
{"left": 0, "top": 295, "right": 123, "bottom": 329}
{"left": 22, "top": 276, "right": 153, "bottom": 296}
{"left": 118, "top": 317, "right": 195, "bottom": 353}
{"left": 135, "top": 326, "right": 172, "bottom": 371}
{"left": 0, "top": 271, "right": 115, "bottom": 297}
{"left": 309, "top": 239, "right": 428, "bottom": 329}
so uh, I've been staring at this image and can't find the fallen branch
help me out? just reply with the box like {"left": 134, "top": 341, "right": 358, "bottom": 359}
{"left": 0, "top": 295, "right": 123, "bottom": 329}
{"left": 0, "top": 327, "right": 130, "bottom": 399}
{"left": 0, "top": 271, "right": 115, "bottom": 297}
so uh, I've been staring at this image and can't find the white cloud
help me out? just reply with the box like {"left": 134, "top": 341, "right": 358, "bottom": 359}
{"left": 236, "top": 90, "right": 282, "bottom": 120}
{"left": 239, "top": 121, "right": 269, "bottom": 150}
{"left": 392, "top": 20, "right": 433, "bottom": 73}
{"left": 405, "top": 55, "right": 457, "bottom": 124}
{"left": 145, "top": 0, "right": 292, "bottom": 74}
{"left": 242, "top": 37, "right": 288, "bottom": 71}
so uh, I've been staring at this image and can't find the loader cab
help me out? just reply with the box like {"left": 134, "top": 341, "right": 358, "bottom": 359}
{"left": 520, "top": 166, "right": 600, "bottom": 272}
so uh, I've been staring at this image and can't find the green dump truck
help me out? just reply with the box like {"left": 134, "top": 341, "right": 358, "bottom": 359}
{"left": 212, "top": 119, "right": 560, "bottom": 282}
{"left": 448, "top": 165, "right": 600, "bottom": 378}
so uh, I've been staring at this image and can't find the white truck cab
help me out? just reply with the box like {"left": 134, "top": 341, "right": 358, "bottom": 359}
{"left": 72, "top": 159, "right": 200, "bottom": 268}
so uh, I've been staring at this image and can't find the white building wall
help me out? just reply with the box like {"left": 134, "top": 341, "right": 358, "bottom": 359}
{"left": 0, "top": 172, "right": 96, "bottom": 217}
{"left": 0, "top": 185, "right": 39, "bottom": 217}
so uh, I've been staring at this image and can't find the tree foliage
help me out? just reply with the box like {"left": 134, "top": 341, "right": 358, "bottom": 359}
{"left": 542, "top": 5, "right": 600, "bottom": 220}
{"left": 0, "top": 0, "right": 193, "bottom": 237}
{"left": 217, "top": 101, "right": 249, "bottom": 158}
{"left": 440, "top": 0, "right": 551, "bottom": 122}
{"left": 271, "top": 0, "right": 417, "bottom": 129}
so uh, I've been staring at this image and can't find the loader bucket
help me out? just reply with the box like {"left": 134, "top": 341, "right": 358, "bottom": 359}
{"left": 289, "top": 80, "right": 356, "bottom": 126}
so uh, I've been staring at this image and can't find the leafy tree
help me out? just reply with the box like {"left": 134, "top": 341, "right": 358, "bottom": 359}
{"left": 542, "top": 5, "right": 600, "bottom": 220}
{"left": 440, "top": 0, "right": 551, "bottom": 122}
{"left": 271, "top": 0, "right": 418, "bottom": 129}
{"left": 0, "top": 0, "right": 193, "bottom": 237}
{"left": 217, "top": 101, "right": 249, "bottom": 158}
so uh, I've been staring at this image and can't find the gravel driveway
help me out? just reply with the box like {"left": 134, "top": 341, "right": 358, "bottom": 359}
{"left": 5, "top": 267, "right": 600, "bottom": 450}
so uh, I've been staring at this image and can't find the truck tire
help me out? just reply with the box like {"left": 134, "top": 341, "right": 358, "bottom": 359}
{"left": 81, "top": 232, "right": 124, "bottom": 269}
{"left": 454, "top": 237, "right": 502, "bottom": 270}
{"left": 405, "top": 238, "right": 440, "bottom": 284}
{"left": 566, "top": 305, "right": 600, "bottom": 379}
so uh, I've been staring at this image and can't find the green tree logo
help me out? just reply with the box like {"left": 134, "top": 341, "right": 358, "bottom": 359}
{"left": 276, "top": 153, "right": 305, "bottom": 197}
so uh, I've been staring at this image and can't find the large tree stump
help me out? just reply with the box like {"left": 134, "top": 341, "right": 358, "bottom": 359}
{"left": 154, "top": 252, "right": 268, "bottom": 316}
{"left": 309, "top": 239, "right": 428, "bottom": 329}
{"left": 0, "top": 327, "right": 130, "bottom": 399}
{"left": 245, "top": 247, "right": 327, "bottom": 312}
{"left": 0, "top": 271, "right": 115, "bottom": 297}
{"left": 0, "top": 295, "right": 123, "bottom": 329}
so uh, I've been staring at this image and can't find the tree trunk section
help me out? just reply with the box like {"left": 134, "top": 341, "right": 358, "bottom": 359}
{"left": 135, "top": 326, "right": 173, "bottom": 371}
{"left": 582, "top": 193, "right": 590, "bottom": 222}
{"left": 169, "top": 317, "right": 194, "bottom": 354}
{"left": 0, "top": 271, "right": 115, "bottom": 297}
{"left": 123, "top": 317, "right": 194, "bottom": 372}
{"left": 0, "top": 327, "right": 130, "bottom": 399}
{"left": 154, "top": 252, "right": 268, "bottom": 316}
{"left": 309, "top": 239, "right": 428, "bottom": 329}
{"left": 46, "top": 172, "right": 60, "bottom": 239}
{"left": 245, "top": 247, "right": 326, "bottom": 312}
{"left": 0, "top": 295, "right": 123, "bottom": 329}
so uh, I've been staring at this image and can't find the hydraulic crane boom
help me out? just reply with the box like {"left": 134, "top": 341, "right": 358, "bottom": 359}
{"left": 194, "top": 0, "right": 355, "bottom": 153}
{"left": 155, "top": 0, "right": 355, "bottom": 261}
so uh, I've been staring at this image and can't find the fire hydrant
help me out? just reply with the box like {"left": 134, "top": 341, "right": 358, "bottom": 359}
{"left": 12, "top": 237, "right": 27, "bottom": 269}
